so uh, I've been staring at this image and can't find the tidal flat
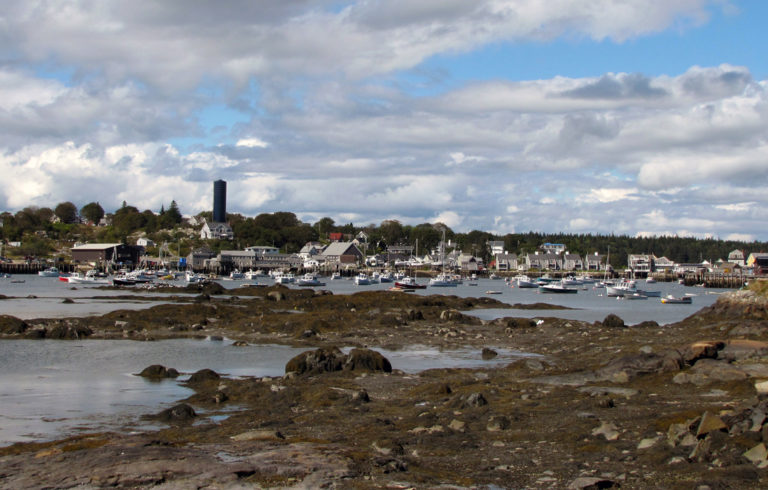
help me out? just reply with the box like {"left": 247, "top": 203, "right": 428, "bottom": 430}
{"left": 1, "top": 283, "right": 768, "bottom": 488}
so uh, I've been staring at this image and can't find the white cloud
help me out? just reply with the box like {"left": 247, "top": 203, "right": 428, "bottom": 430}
{"left": 236, "top": 137, "right": 269, "bottom": 148}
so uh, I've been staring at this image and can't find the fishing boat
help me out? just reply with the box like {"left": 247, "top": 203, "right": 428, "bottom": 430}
{"left": 514, "top": 275, "right": 539, "bottom": 288}
{"left": 394, "top": 276, "right": 427, "bottom": 289}
{"left": 538, "top": 281, "right": 578, "bottom": 294}
{"left": 274, "top": 272, "right": 295, "bottom": 284}
{"left": 661, "top": 295, "right": 692, "bottom": 304}
{"left": 38, "top": 267, "right": 60, "bottom": 277}
{"left": 297, "top": 273, "right": 325, "bottom": 286}
{"left": 67, "top": 270, "right": 110, "bottom": 285}
{"left": 354, "top": 273, "right": 371, "bottom": 285}
{"left": 429, "top": 273, "right": 459, "bottom": 287}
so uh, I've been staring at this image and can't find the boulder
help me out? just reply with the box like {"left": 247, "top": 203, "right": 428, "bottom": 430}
{"left": 138, "top": 364, "right": 180, "bottom": 379}
{"left": 719, "top": 340, "right": 768, "bottom": 361}
{"left": 598, "top": 350, "right": 683, "bottom": 380}
{"left": 285, "top": 347, "right": 346, "bottom": 375}
{"left": 285, "top": 347, "right": 393, "bottom": 375}
{"left": 187, "top": 368, "right": 220, "bottom": 383}
{"left": 153, "top": 403, "right": 197, "bottom": 422}
{"left": 481, "top": 347, "right": 498, "bottom": 360}
{"left": 0, "top": 315, "right": 28, "bottom": 334}
{"left": 344, "top": 348, "right": 392, "bottom": 373}
{"left": 697, "top": 411, "right": 728, "bottom": 438}
{"left": 601, "top": 314, "right": 625, "bottom": 329}
{"left": 681, "top": 341, "right": 724, "bottom": 365}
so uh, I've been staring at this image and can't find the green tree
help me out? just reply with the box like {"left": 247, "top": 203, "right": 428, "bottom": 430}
{"left": 54, "top": 202, "right": 79, "bottom": 224}
{"left": 80, "top": 202, "right": 105, "bottom": 224}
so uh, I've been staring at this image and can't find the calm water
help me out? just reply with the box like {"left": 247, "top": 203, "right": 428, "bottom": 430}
{"left": 0, "top": 338, "right": 532, "bottom": 446}
{"left": 1, "top": 274, "right": 725, "bottom": 325}
{"left": 0, "top": 274, "right": 727, "bottom": 446}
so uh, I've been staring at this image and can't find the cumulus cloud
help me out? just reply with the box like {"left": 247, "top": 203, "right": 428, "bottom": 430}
{"left": 1, "top": 0, "right": 766, "bottom": 240}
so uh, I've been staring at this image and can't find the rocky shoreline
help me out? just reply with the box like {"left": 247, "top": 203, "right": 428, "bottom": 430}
{"left": 1, "top": 285, "right": 768, "bottom": 488}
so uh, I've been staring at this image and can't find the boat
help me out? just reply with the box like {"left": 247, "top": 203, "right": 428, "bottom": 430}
{"left": 378, "top": 272, "right": 394, "bottom": 283}
{"left": 228, "top": 270, "right": 245, "bottom": 280}
{"left": 274, "top": 272, "right": 295, "bottom": 284}
{"left": 606, "top": 279, "right": 637, "bottom": 297}
{"left": 514, "top": 275, "right": 539, "bottom": 288}
{"left": 68, "top": 270, "right": 111, "bottom": 285}
{"left": 244, "top": 269, "right": 263, "bottom": 280}
{"left": 661, "top": 295, "right": 692, "bottom": 304}
{"left": 645, "top": 277, "right": 657, "bottom": 284}
{"left": 538, "top": 281, "right": 578, "bottom": 294}
{"left": 485, "top": 290, "right": 503, "bottom": 295}
{"left": 330, "top": 272, "right": 342, "bottom": 280}
{"left": 623, "top": 293, "right": 648, "bottom": 300}
{"left": 297, "top": 273, "right": 325, "bottom": 286}
{"left": 38, "top": 267, "right": 60, "bottom": 277}
{"left": 394, "top": 276, "right": 427, "bottom": 289}
{"left": 185, "top": 270, "right": 207, "bottom": 283}
{"left": 354, "top": 273, "right": 371, "bottom": 285}
{"left": 429, "top": 273, "right": 459, "bottom": 287}
{"left": 112, "top": 275, "right": 137, "bottom": 286}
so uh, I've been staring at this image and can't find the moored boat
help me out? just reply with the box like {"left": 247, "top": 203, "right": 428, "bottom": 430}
{"left": 354, "top": 273, "right": 371, "bottom": 285}
{"left": 661, "top": 295, "right": 692, "bottom": 304}
{"left": 297, "top": 273, "right": 325, "bottom": 286}
{"left": 38, "top": 267, "right": 60, "bottom": 277}
{"left": 429, "top": 273, "right": 459, "bottom": 287}
{"left": 538, "top": 281, "right": 578, "bottom": 294}
{"left": 514, "top": 275, "right": 539, "bottom": 288}
{"left": 394, "top": 276, "right": 427, "bottom": 289}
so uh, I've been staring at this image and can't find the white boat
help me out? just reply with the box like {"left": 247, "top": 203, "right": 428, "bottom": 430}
{"left": 538, "top": 281, "right": 578, "bottom": 294}
{"left": 378, "top": 272, "right": 394, "bottom": 283}
{"left": 228, "top": 270, "right": 245, "bottom": 280}
{"left": 244, "top": 269, "right": 263, "bottom": 280}
{"left": 646, "top": 277, "right": 657, "bottom": 284}
{"left": 38, "top": 267, "right": 60, "bottom": 277}
{"left": 330, "top": 272, "right": 342, "bottom": 280}
{"left": 185, "top": 271, "right": 207, "bottom": 283}
{"left": 297, "top": 273, "right": 325, "bottom": 286}
{"left": 274, "top": 272, "right": 295, "bottom": 284}
{"left": 429, "top": 273, "right": 458, "bottom": 287}
{"left": 514, "top": 275, "right": 539, "bottom": 288}
{"left": 606, "top": 279, "right": 637, "bottom": 297}
{"left": 661, "top": 295, "right": 692, "bottom": 304}
{"left": 354, "top": 273, "right": 371, "bottom": 285}
{"left": 67, "top": 270, "right": 110, "bottom": 285}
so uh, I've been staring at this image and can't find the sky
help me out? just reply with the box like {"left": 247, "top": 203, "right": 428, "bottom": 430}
{"left": 1, "top": 0, "right": 767, "bottom": 241}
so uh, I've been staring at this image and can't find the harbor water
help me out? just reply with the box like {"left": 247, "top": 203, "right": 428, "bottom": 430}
{"left": 0, "top": 274, "right": 727, "bottom": 446}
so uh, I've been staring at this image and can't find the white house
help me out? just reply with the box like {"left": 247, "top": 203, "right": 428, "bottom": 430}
{"left": 136, "top": 237, "right": 155, "bottom": 247}
{"left": 200, "top": 220, "right": 233, "bottom": 240}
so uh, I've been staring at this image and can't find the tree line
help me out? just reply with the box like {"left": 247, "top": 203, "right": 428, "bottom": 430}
{"left": 2, "top": 201, "right": 766, "bottom": 267}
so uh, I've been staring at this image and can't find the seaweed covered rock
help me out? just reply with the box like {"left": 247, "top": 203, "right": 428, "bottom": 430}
{"left": 0, "top": 315, "right": 28, "bottom": 335}
{"left": 152, "top": 403, "right": 197, "bottom": 422}
{"left": 344, "top": 348, "right": 392, "bottom": 373}
{"left": 138, "top": 364, "right": 180, "bottom": 379}
{"left": 285, "top": 347, "right": 346, "bottom": 375}
{"left": 285, "top": 347, "right": 392, "bottom": 375}
{"left": 45, "top": 324, "right": 93, "bottom": 339}
{"left": 601, "top": 314, "right": 625, "bottom": 329}
{"left": 187, "top": 368, "right": 220, "bottom": 383}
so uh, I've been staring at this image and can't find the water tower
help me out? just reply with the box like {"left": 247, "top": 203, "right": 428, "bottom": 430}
{"left": 213, "top": 179, "right": 227, "bottom": 223}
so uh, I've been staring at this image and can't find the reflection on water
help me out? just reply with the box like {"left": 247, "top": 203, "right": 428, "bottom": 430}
{"left": 0, "top": 338, "right": 532, "bottom": 446}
